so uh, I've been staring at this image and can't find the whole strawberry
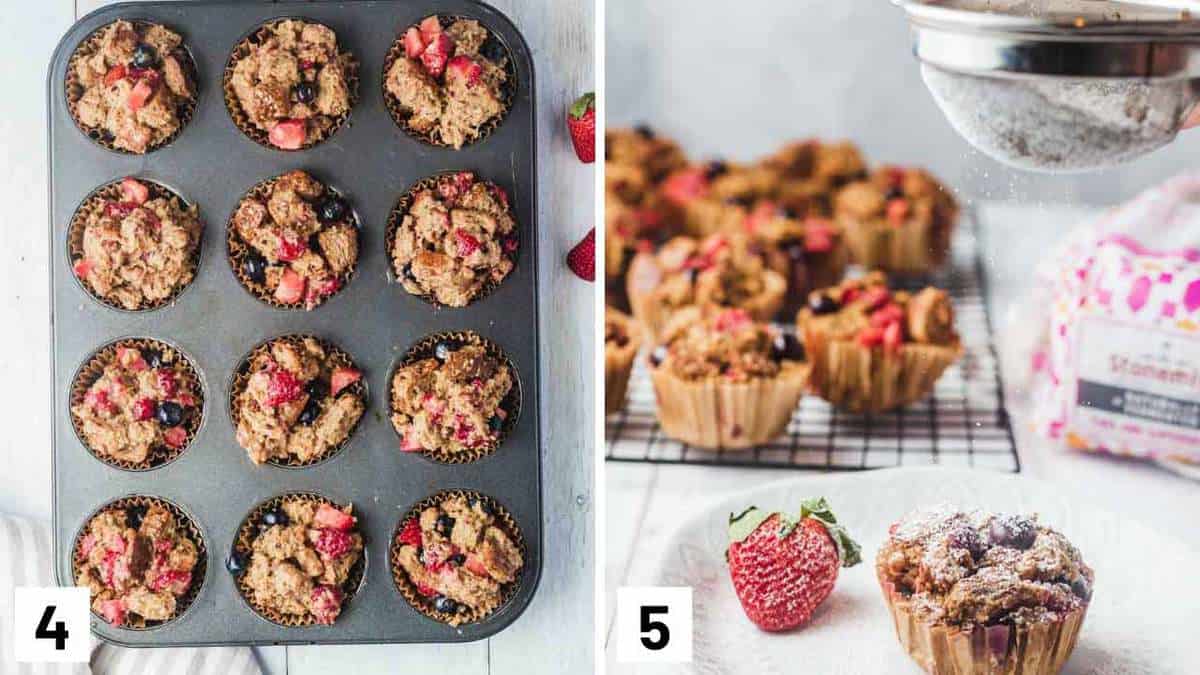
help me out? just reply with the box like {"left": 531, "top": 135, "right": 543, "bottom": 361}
{"left": 566, "top": 227, "right": 595, "bottom": 281}
{"left": 567, "top": 92, "right": 595, "bottom": 163}
{"left": 726, "top": 498, "right": 860, "bottom": 632}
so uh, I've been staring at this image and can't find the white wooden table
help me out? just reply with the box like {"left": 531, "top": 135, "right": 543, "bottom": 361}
{"left": 0, "top": 1, "right": 594, "bottom": 673}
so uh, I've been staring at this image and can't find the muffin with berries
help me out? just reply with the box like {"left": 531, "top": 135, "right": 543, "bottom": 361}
{"left": 798, "top": 272, "right": 961, "bottom": 413}
{"left": 834, "top": 166, "right": 958, "bottom": 275}
{"left": 225, "top": 19, "right": 356, "bottom": 150}
{"left": 392, "top": 492, "right": 524, "bottom": 626}
{"left": 647, "top": 305, "right": 808, "bottom": 449}
{"left": 70, "top": 177, "right": 202, "bottom": 310}
{"left": 384, "top": 15, "right": 512, "bottom": 148}
{"left": 231, "top": 335, "right": 365, "bottom": 466}
{"left": 231, "top": 496, "right": 364, "bottom": 626}
{"left": 741, "top": 201, "right": 850, "bottom": 316}
{"left": 606, "top": 126, "right": 688, "bottom": 184}
{"left": 388, "top": 171, "right": 518, "bottom": 307}
{"left": 657, "top": 161, "right": 779, "bottom": 238}
{"left": 71, "top": 340, "right": 201, "bottom": 469}
{"left": 878, "top": 506, "right": 1092, "bottom": 675}
{"left": 229, "top": 170, "right": 359, "bottom": 310}
{"left": 605, "top": 308, "right": 642, "bottom": 415}
{"left": 75, "top": 498, "right": 203, "bottom": 628}
{"left": 760, "top": 139, "right": 868, "bottom": 215}
{"left": 67, "top": 20, "right": 196, "bottom": 153}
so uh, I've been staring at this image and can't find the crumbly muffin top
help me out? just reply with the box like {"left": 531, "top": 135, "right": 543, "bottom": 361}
{"left": 742, "top": 201, "right": 840, "bottom": 255}
{"left": 231, "top": 170, "right": 359, "bottom": 310}
{"left": 76, "top": 502, "right": 199, "bottom": 626}
{"left": 638, "top": 233, "right": 781, "bottom": 312}
{"left": 71, "top": 20, "right": 195, "bottom": 153}
{"left": 877, "top": 505, "right": 1094, "bottom": 629}
{"left": 228, "top": 19, "right": 354, "bottom": 149}
{"left": 385, "top": 16, "right": 509, "bottom": 148}
{"left": 74, "top": 178, "right": 201, "bottom": 310}
{"left": 761, "top": 139, "right": 868, "bottom": 189}
{"left": 651, "top": 306, "right": 805, "bottom": 382}
{"left": 834, "top": 166, "right": 956, "bottom": 231}
{"left": 395, "top": 494, "right": 524, "bottom": 624}
{"left": 605, "top": 126, "right": 688, "bottom": 182}
{"left": 799, "top": 272, "right": 958, "bottom": 351}
{"left": 390, "top": 171, "right": 517, "bottom": 307}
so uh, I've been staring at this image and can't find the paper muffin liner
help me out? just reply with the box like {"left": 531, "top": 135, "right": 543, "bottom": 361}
{"left": 648, "top": 361, "right": 808, "bottom": 449}
{"left": 877, "top": 571, "right": 1088, "bottom": 675}
{"left": 228, "top": 334, "right": 367, "bottom": 468}
{"left": 840, "top": 215, "right": 952, "bottom": 276}
{"left": 385, "top": 173, "right": 519, "bottom": 307}
{"left": 381, "top": 15, "right": 516, "bottom": 148}
{"left": 73, "top": 494, "right": 207, "bottom": 629}
{"left": 605, "top": 310, "right": 642, "bottom": 415}
{"left": 65, "top": 20, "right": 199, "bottom": 155}
{"left": 227, "top": 172, "right": 360, "bottom": 310}
{"left": 626, "top": 261, "right": 787, "bottom": 340}
{"left": 233, "top": 492, "right": 366, "bottom": 627}
{"left": 70, "top": 337, "right": 205, "bottom": 471}
{"left": 222, "top": 18, "right": 359, "bottom": 151}
{"left": 801, "top": 326, "right": 962, "bottom": 413}
{"left": 68, "top": 179, "right": 204, "bottom": 312}
{"left": 388, "top": 331, "right": 521, "bottom": 464}
{"left": 389, "top": 490, "right": 525, "bottom": 627}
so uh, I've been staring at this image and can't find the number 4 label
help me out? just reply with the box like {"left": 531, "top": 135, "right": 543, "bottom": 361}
{"left": 616, "top": 587, "right": 692, "bottom": 663}
{"left": 13, "top": 587, "right": 91, "bottom": 663}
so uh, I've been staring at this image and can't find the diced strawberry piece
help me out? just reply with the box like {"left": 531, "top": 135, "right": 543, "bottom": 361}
{"left": 446, "top": 55, "right": 483, "bottom": 86}
{"left": 127, "top": 79, "right": 155, "bottom": 112}
{"left": 886, "top": 198, "right": 910, "bottom": 226}
{"left": 155, "top": 369, "right": 178, "bottom": 397}
{"left": 126, "top": 67, "right": 159, "bottom": 85}
{"left": 841, "top": 286, "right": 861, "bottom": 304}
{"left": 104, "top": 201, "right": 138, "bottom": 219}
{"left": 151, "top": 570, "right": 192, "bottom": 595}
{"left": 314, "top": 528, "right": 354, "bottom": 559}
{"left": 660, "top": 168, "right": 710, "bottom": 206}
{"left": 314, "top": 503, "right": 357, "bottom": 531}
{"left": 85, "top": 387, "right": 113, "bottom": 413}
{"left": 419, "top": 16, "right": 443, "bottom": 41}
{"left": 274, "top": 268, "right": 306, "bottom": 304}
{"left": 870, "top": 303, "right": 905, "bottom": 327}
{"left": 862, "top": 287, "right": 891, "bottom": 310}
{"left": 73, "top": 258, "right": 93, "bottom": 279}
{"left": 116, "top": 346, "right": 148, "bottom": 371}
{"left": 132, "top": 397, "right": 156, "bottom": 422}
{"left": 330, "top": 367, "right": 361, "bottom": 396}
{"left": 714, "top": 308, "right": 752, "bottom": 333}
{"left": 804, "top": 219, "right": 836, "bottom": 253}
{"left": 403, "top": 27, "right": 428, "bottom": 59}
{"left": 489, "top": 184, "right": 510, "bottom": 210}
{"left": 103, "top": 64, "right": 126, "bottom": 87}
{"left": 163, "top": 427, "right": 188, "bottom": 448}
{"left": 268, "top": 119, "right": 307, "bottom": 150}
{"left": 454, "top": 229, "right": 481, "bottom": 258}
{"left": 421, "top": 33, "right": 455, "bottom": 78}
{"left": 99, "top": 598, "right": 127, "bottom": 626}
{"left": 303, "top": 276, "right": 340, "bottom": 310}
{"left": 416, "top": 582, "right": 439, "bottom": 597}
{"left": 310, "top": 585, "right": 343, "bottom": 625}
{"left": 276, "top": 232, "right": 308, "bottom": 262}
{"left": 399, "top": 426, "right": 424, "bottom": 452}
{"left": 120, "top": 177, "right": 150, "bottom": 205}
{"left": 397, "top": 518, "right": 423, "bottom": 548}
{"left": 743, "top": 201, "right": 778, "bottom": 234}
{"left": 858, "top": 325, "right": 884, "bottom": 348}
{"left": 265, "top": 367, "right": 304, "bottom": 407}
{"left": 79, "top": 534, "right": 97, "bottom": 557}
{"left": 883, "top": 320, "right": 904, "bottom": 353}
{"left": 464, "top": 554, "right": 490, "bottom": 578}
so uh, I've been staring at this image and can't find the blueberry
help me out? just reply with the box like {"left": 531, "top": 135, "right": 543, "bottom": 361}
{"left": 648, "top": 345, "right": 668, "bottom": 368}
{"left": 131, "top": 44, "right": 157, "bottom": 69}
{"left": 988, "top": 515, "right": 1037, "bottom": 549}
{"left": 770, "top": 333, "right": 806, "bottom": 362}
{"left": 704, "top": 160, "right": 728, "bottom": 179}
{"left": 808, "top": 294, "right": 839, "bottom": 315}
{"left": 317, "top": 196, "right": 347, "bottom": 224}
{"left": 401, "top": 263, "right": 416, "bottom": 280}
{"left": 448, "top": 553, "right": 466, "bottom": 566}
{"left": 126, "top": 504, "right": 148, "bottom": 529}
{"left": 480, "top": 36, "right": 506, "bottom": 62}
{"left": 305, "top": 379, "right": 328, "bottom": 400}
{"left": 434, "top": 342, "right": 453, "bottom": 361}
{"left": 242, "top": 252, "right": 267, "bottom": 284}
{"left": 488, "top": 415, "right": 503, "bottom": 432}
{"left": 633, "top": 125, "right": 655, "bottom": 139}
{"left": 226, "top": 550, "right": 249, "bottom": 576}
{"left": 946, "top": 525, "right": 986, "bottom": 560}
{"left": 435, "top": 514, "right": 455, "bottom": 537}
{"left": 1070, "top": 575, "right": 1092, "bottom": 601}
{"left": 261, "top": 509, "right": 289, "bottom": 528}
{"left": 297, "top": 400, "right": 321, "bottom": 426}
{"left": 433, "top": 595, "right": 458, "bottom": 613}
{"left": 294, "top": 81, "right": 316, "bottom": 104}
{"left": 143, "top": 349, "right": 164, "bottom": 369}
{"left": 156, "top": 401, "right": 183, "bottom": 427}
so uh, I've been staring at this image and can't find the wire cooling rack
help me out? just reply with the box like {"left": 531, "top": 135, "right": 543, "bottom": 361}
{"left": 605, "top": 217, "right": 1020, "bottom": 472}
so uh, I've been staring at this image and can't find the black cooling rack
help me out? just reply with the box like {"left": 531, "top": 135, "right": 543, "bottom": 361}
{"left": 605, "top": 217, "right": 1020, "bottom": 472}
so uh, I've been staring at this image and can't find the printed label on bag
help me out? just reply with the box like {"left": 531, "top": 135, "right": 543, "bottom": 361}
{"left": 12, "top": 587, "right": 91, "bottom": 663}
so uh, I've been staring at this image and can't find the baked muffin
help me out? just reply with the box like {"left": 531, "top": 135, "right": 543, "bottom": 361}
{"left": 71, "top": 341, "right": 200, "bottom": 468}
{"left": 605, "top": 126, "right": 688, "bottom": 184}
{"left": 626, "top": 232, "right": 787, "bottom": 338}
{"left": 392, "top": 492, "right": 524, "bottom": 626}
{"left": 71, "top": 177, "right": 202, "bottom": 310}
{"left": 878, "top": 506, "right": 1093, "bottom": 675}
{"left": 798, "top": 272, "right": 961, "bottom": 413}
{"left": 742, "top": 202, "right": 850, "bottom": 316}
{"left": 384, "top": 16, "right": 511, "bottom": 148}
{"left": 657, "top": 161, "right": 777, "bottom": 238}
{"left": 229, "top": 170, "right": 359, "bottom": 310}
{"left": 761, "top": 139, "right": 868, "bottom": 209}
{"left": 605, "top": 308, "right": 642, "bottom": 415}
{"left": 834, "top": 166, "right": 958, "bottom": 275}
{"left": 225, "top": 19, "right": 356, "bottom": 150}
{"left": 388, "top": 171, "right": 517, "bottom": 307}
{"left": 233, "top": 496, "right": 364, "bottom": 626}
{"left": 232, "top": 336, "right": 365, "bottom": 466}
{"left": 68, "top": 20, "right": 196, "bottom": 153}
{"left": 647, "top": 306, "right": 808, "bottom": 449}
{"left": 75, "top": 499, "right": 202, "bottom": 627}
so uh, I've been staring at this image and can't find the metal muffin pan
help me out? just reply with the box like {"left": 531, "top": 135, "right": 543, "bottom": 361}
{"left": 48, "top": 0, "right": 541, "bottom": 647}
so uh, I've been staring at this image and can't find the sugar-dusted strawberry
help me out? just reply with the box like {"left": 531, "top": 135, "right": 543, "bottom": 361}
{"left": 566, "top": 227, "right": 595, "bottom": 281}
{"left": 274, "top": 268, "right": 306, "bottom": 304}
{"left": 163, "top": 427, "right": 188, "bottom": 449}
{"left": 404, "top": 27, "right": 428, "bottom": 59}
{"left": 120, "top": 177, "right": 150, "bottom": 205}
{"left": 726, "top": 498, "right": 860, "bottom": 632}
{"left": 421, "top": 33, "right": 455, "bottom": 78}
{"left": 419, "top": 16, "right": 444, "bottom": 42}
{"left": 314, "top": 503, "right": 357, "bottom": 531}
{"left": 268, "top": 118, "right": 307, "bottom": 150}
{"left": 330, "top": 367, "right": 361, "bottom": 396}
{"left": 104, "top": 64, "right": 127, "bottom": 87}
{"left": 397, "top": 518, "right": 423, "bottom": 548}
{"left": 567, "top": 92, "right": 595, "bottom": 163}
{"left": 127, "top": 79, "right": 155, "bottom": 111}
{"left": 446, "top": 55, "right": 483, "bottom": 87}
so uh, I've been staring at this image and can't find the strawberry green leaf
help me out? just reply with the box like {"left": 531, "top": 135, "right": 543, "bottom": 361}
{"left": 799, "top": 497, "right": 861, "bottom": 567}
{"left": 727, "top": 506, "right": 796, "bottom": 545}
{"left": 570, "top": 92, "right": 595, "bottom": 119}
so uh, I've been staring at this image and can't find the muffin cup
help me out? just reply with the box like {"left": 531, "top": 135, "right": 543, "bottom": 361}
{"left": 839, "top": 216, "right": 952, "bottom": 276}
{"left": 648, "top": 361, "right": 808, "bottom": 449}
{"left": 73, "top": 495, "right": 207, "bottom": 629}
{"left": 381, "top": 15, "right": 515, "bottom": 148}
{"left": 65, "top": 20, "right": 199, "bottom": 154}
{"left": 385, "top": 172, "right": 519, "bottom": 308}
{"left": 227, "top": 172, "right": 359, "bottom": 310}
{"left": 389, "top": 490, "right": 525, "bottom": 627}
{"left": 878, "top": 571, "right": 1088, "bottom": 675}
{"left": 222, "top": 18, "right": 359, "bottom": 151}
{"left": 232, "top": 492, "right": 366, "bottom": 627}
{"left": 70, "top": 337, "right": 205, "bottom": 471}
{"left": 228, "top": 334, "right": 367, "bottom": 468}
{"left": 388, "top": 331, "right": 520, "bottom": 464}
{"left": 604, "top": 312, "right": 642, "bottom": 416}
{"left": 68, "top": 179, "right": 204, "bottom": 312}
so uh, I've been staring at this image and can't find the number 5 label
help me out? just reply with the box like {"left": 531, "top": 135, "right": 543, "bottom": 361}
{"left": 13, "top": 587, "right": 91, "bottom": 663}
{"left": 616, "top": 586, "right": 692, "bottom": 663}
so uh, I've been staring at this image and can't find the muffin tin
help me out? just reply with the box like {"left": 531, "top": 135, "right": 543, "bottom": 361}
{"left": 48, "top": 0, "right": 541, "bottom": 647}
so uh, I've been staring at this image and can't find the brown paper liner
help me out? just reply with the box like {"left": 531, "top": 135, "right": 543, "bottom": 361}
{"left": 227, "top": 172, "right": 360, "bottom": 310}
{"left": 70, "top": 338, "right": 205, "bottom": 471}
{"left": 65, "top": 20, "right": 199, "bottom": 155}
{"left": 228, "top": 334, "right": 367, "bottom": 468}
{"left": 605, "top": 310, "right": 642, "bottom": 415}
{"left": 73, "top": 495, "right": 207, "bottom": 629}
{"left": 388, "top": 331, "right": 520, "bottom": 464}
{"left": 649, "top": 362, "right": 808, "bottom": 449}
{"left": 68, "top": 179, "right": 203, "bottom": 312}
{"left": 878, "top": 572, "right": 1088, "bottom": 675}
{"left": 381, "top": 15, "right": 515, "bottom": 148}
{"left": 839, "top": 214, "right": 952, "bottom": 276}
{"left": 222, "top": 19, "right": 359, "bottom": 151}
{"left": 385, "top": 172, "right": 518, "bottom": 307}
{"left": 233, "top": 493, "right": 366, "bottom": 627}
{"left": 389, "top": 490, "right": 525, "bottom": 627}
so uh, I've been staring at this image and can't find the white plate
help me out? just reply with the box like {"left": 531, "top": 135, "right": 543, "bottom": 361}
{"left": 648, "top": 468, "right": 1196, "bottom": 675}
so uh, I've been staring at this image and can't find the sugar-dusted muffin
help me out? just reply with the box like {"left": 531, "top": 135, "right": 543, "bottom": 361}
{"left": 877, "top": 506, "right": 1093, "bottom": 675}
{"left": 605, "top": 308, "right": 642, "bottom": 415}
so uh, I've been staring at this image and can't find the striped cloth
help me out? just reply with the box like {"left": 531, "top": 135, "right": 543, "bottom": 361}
{"left": 0, "top": 514, "right": 261, "bottom": 675}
